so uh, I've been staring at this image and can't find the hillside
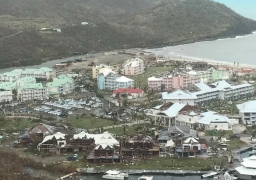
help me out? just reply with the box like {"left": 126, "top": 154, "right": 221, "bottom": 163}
{"left": 0, "top": 0, "right": 256, "bottom": 68}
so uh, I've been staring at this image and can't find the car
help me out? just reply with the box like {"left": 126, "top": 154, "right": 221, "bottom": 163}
{"left": 67, "top": 154, "right": 78, "bottom": 161}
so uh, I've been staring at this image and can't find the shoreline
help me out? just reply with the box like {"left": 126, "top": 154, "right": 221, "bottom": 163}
{"left": 0, "top": 30, "right": 256, "bottom": 72}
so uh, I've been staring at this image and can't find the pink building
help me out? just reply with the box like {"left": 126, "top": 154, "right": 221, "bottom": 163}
{"left": 148, "top": 74, "right": 200, "bottom": 91}
{"left": 122, "top": 58, "right": 144, "bottom": 76}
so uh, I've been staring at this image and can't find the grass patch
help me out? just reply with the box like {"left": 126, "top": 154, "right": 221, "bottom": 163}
{"left": 66, "top": 117, "right": 115, "bottom": 130}
{"left": 129, "top": 66, "right": 173, "bottom": 88}
{"left": 205, "top": 130, "right": 234, "bottom": 136}
{"left": 227, "top": 139, "right": 247, "bottom": 150}
{"left": 0, "top": 118, "right": 38, "bottom": 134}
{"left": 75, "top": 156, "right": 227, "bottom": 171}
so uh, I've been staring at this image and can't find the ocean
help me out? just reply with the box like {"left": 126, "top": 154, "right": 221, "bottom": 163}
{"left": 146, "top": 32, "right": 256, "bottom": 67}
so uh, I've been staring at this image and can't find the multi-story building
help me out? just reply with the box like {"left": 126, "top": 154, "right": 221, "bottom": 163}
{"left": 46, "top": 75, "right": 74, "bottom": 95}
{"left": 0, "top": 69, "right": 23, "bottom": 82}
{"left": 122, "top": 58, "right": 144, "bottom": 76}
{"left": 162, "top": 81, "right": 254, "bottom": 106}
{"left": 92, "top": 64, "right": 119, "bottom": 79}
{"left": 21, "top": 67, "right": 54, "bottom": 80}
{"left": 236, "top": 101, "right": 256, "bottom": 125}
{"left": 0, "top": 82, "right": 16, "bottom": 91}
{"left": 97, "top": 70, "right": 134, "bottom": 90}
{"left": 17, "top": 83, "right": 49, "bottom": 102}
{"left": 16, "top": 76, "right": 37, "bottom": 88}
{"left": 187, "top": 68, "right": 231, "bottom": 83}
{"left": 0, "top": 90, "right": 13, "bottom": 103}
{"left": 148, "top": 73, "right": 201, "bottom": 91}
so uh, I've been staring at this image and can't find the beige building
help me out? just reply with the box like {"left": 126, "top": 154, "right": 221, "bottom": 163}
{"left": 122, "top": 58, "right": 144, "bottom": 76}
{"left": 92, "top": 64, "right": 119, "bottom": 79}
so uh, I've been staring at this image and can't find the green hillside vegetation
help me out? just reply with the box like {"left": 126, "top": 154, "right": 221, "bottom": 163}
{"left": 0, "top": 0, "right": 256, "bottom": 68}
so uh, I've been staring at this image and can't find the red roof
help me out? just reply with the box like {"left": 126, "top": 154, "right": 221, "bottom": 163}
{"left": 113, "top": 88, "right": 143, "bottom": 95}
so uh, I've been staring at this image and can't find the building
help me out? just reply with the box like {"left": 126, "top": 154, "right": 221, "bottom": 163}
{"left": 92, "top": 64, "right": 119, "bottom": 79}
{"left": 0, "top": 82, "right": 16, "bottom": 91}
{"left": 236, "top": 101, "right": 256, "bottom": 125}
{"left": 0, "top": 69, "right": 23, "bottom": 82}
{"left": 162, "top": 81, "right": 254, "bottom": 106}
{"left": 115, "top": 76, "right": 134, "bottom": 89}
{"left": 235, "top": 155, "right": 256, "bottom": 179}
{"left": 17, "top": 83, "right": 49, "bottom": 102}
{"left": 148, "top": 73, "right": 201, "bottom": 91}
{"left": 0, "top": 90, "right": 12, "bottom": 103}
{"left": 122, "top": 58, "right": 144, "bottom": 76}
{"left": 176, "top": 137, "right": 202, "bottom": 157}
{"left": 21, "top": 67, "right": 54, "bottom": 80}
{"left": 46, "top": 75, "right": 74, "bottom": 95}
{"left": 196, "top": 111, "right": 232, "bottom": 130}
{"left": 112, "top": 87, "right": 144, "bottom": 99}
{"left": 97, "top": 69, "right": 134, "bottom": 90}
{"left": 121, "top": 135, "right": 159, "bottom": 158}
{"left": 16, "top": 76, "right": 36, "bottom": 88}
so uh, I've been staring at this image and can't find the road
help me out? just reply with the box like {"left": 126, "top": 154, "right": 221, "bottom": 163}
{"left": 0, "top": 31, "right": 22, "bottom": 41}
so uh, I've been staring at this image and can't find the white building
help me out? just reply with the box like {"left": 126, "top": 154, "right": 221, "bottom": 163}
{"left": 21, "top": 67, "right": 54, "bottom": 80}
{"left": 236, "top": 101, "right": 256, "bottom": 125}
{"left": 0, "top": 90, "right": 13, "bottom": 103}
{"left": 17, "top": 83, "right": 49, "bottom": 102}
{"left": 162, "top": 81, "right": 254, "bottom": 106}
{"left": 115, "top": 76, "right": 134, "bottom": 89}
{"left": 235, "top": 155, "right": 256, "bottom": 180}
{"left": 0, "top": 69, "right": 23, "bottom": 82}
{"left": 196, "top": 111, "right": 232, "bottom": 130}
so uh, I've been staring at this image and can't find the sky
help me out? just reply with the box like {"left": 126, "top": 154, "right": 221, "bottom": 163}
{"left": 213, "top": 0, "right": 256, "bottom": 20}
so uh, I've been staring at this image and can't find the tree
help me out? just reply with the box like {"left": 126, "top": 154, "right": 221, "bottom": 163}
{"left": 12, "top": 89, "right": 17, "bottom": 101}
{"left": 123, "top": 98, "right": 128, "bottom": 107}
{"left": 160, "top": 84, "right": 165, "bottom": 91}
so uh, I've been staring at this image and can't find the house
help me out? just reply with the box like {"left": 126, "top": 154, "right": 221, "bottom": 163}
{"left": 122, "top": 58, "right": 144, "bottom": 75}
{"left": 18, "top": 123, "right": 60, "bottom": 145}
{"left": 112, "top": 87, "right": 144, "bottom": 99}
{"left": 235, "top": 155, "right": 256, "bottom": 179}
{"left": 46, "top": 75, "right": 74, "bottom": 95}
{"left": 236, "top": 101, "right": 256, "bottom": 125}
{"left": 196, "top": 111, "right": 232, "bottom": 131}
{"left": 121, "top": 135, "right": 159, "bottom": 158}
{"left": 17, "top": 83, "right": 49, "bottom": 102}
{"left": 67, "top": 131, "right": 95, "bottom": 152}
{"left": 0, "top": 82, "right": 16, "bottom": 91}
{"left": 176, "top": 137, "right": 202, "bottom": 157}
{"left": 37, "top": 132, "right": 67, "bottom": 154}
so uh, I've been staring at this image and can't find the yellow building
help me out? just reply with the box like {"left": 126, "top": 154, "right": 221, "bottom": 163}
{"left": 92, "top": 64, "right": 119, "bottom": 79}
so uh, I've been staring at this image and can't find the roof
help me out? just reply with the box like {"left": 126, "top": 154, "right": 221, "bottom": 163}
{"left": 235, "top": 166, "right": 256, "bottom": 176}
{"left": 183, "top": 137, "right": 199, "bottom": 144}
{"left": 148, "top": 76, "right": 163, "bottom": 81}
{"left": 194, "top": 82, "right": 211, "bottom": 91}
{"left": 47, "top": 76, "right": 73, "bottom": 87}
{"left": 18, "top": 83, "right": 44, "bottom": 90}
{"left": 39, "top": 132, "right": 66, "bottom": 144}
{"left": 237, "top": 101, "right": 256, "bottom": 113}
{"left": 40, "top": 67, "right": 52, "bottom": 72}
{"left": 73, "top": 131, "right": 90, "bottom": 139}
{"left": 158, "top": 103, "right": 186, "bottom": 117}
{"left": 99, "top": 68, "right": 116, "bottom": 77}
{"left": 165, "top": 139, "right": 175, "bottom": 147}
{"left": 196, "top": 111, "right": 231, "bottom": 125}
{"left": 29, "top": 123, "right": 56, "bottom": 135}
{"left": 162, "top": 90, "right": 196, "bottom": 100}
{"left": 123, "top": 58, "right": 143, "bottom": 68}
{"left": 115, "top": 76, "right": 134, "bottom": 83}
{"left": 0, "top": 82, "right": 16, "bottom": 90}
{"left": 211, "top": 80, "right": 231, "bottom": 89}
{"left": 241, "top": 155, "right": 256, "bottom": 169}
{"left": 17, "top": 76, "right": 36, "bottom": 83}
{"left": 83, "top": 132, "right": 119, "bottom": 147}
{"left": 113, "top": 87, "right": 143, "bottom": 94}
